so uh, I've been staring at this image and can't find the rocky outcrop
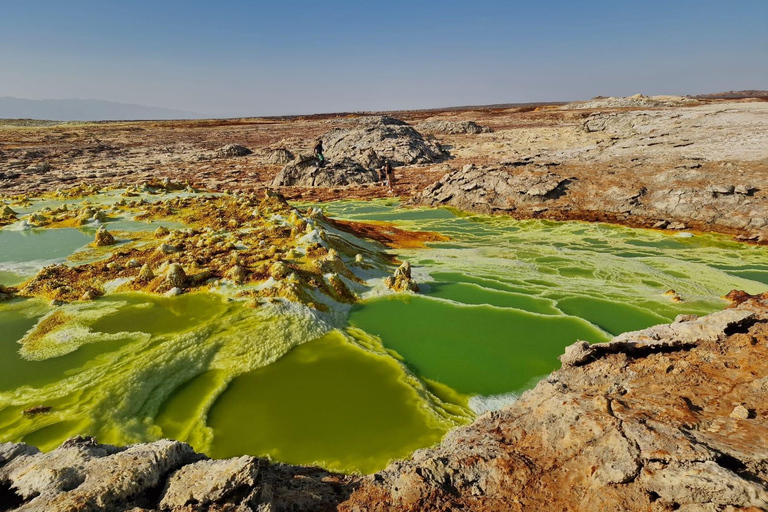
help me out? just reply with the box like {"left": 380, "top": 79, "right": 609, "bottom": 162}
{"left": 266, "top": 148, "right": 295, "bottom": 165}
{"left": 271, "top": 156, "right": 380, "bottom": 187}
{"left": 91, "top": 226, "right": 116, "bottom": 247}
{"left": 0, "top": 437, "right": 352, "bottom": 512}
{"left": 321, "top": 116, "right": 446, "bottom": 167}
{"left": 562, "top": 94, "right": 699, "bottom": 110}
{"left": 271, "top": 116, "right": 446, "bottom": 188}
{"left": 419, "top": 163, "right": 572, "bottom": 213}
{"left": 417, "top": 120, "right": 492, "bottom": 134}
{"left": 418, "top": 157, "right": 768, "bottom": 241}
{"left": 3, "top": 298, "right": 766, "bottom": 511}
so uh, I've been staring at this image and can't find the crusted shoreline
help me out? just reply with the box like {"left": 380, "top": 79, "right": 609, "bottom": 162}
{"left": 2, "top": 297, "right": 766, "bottom": 511}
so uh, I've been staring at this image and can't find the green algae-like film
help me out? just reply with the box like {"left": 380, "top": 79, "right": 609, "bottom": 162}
{"left": 2, "top": 194, "right": 768, "bottom": 474}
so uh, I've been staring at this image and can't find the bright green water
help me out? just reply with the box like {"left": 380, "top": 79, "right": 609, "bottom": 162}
{"left": 2, "top": 199, "right": 767, "bottom": 473}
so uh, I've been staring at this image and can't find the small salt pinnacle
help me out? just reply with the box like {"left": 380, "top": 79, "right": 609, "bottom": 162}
{"left": 1, "top": 205, "right": 18, "bottom": 218}
{"left": 166, "top": 263, "right": 188, "bottom": 288}
{"left": 93, "top": 227, "right": 116, "bottom": 247}
{"left": 138, "top": 264, "right": 154, "bottom": 281}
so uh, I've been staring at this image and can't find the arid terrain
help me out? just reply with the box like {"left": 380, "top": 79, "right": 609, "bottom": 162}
{"left": 2, "top": 95, "right": 767, "bottom": 242}
{"left": 2, "top": 94, "right": 768, "bottom": 511}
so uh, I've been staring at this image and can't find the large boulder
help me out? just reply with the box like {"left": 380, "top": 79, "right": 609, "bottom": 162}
{"left": 322, "top": 116, "right": 446, "bottom": 167}
{"left": 271, "top": 116, "right": 446, "bottom": 188}
{"left": 271, "top": 156, "right": 380, "bottom": 187}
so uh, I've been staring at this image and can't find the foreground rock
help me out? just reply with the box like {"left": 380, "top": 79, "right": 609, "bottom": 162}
{"left": 0, "top": 437, "right": 352, "bottom": 511}
{"left": 2, "top": 298, "right": 767, "bottom": 511}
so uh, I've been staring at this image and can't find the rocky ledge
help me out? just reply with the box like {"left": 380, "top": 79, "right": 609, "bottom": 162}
{"left": 2, "top": 298, "right": 767, "bottom": 511}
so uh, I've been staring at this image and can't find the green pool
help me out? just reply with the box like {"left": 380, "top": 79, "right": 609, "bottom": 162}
{"left": 1, "top": 199, "right": 766, "bottom": 473}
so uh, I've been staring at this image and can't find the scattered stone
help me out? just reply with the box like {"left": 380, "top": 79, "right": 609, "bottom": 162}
{"left": 734, "top": 184, "right": 756, "bottom": 195}
{"left": 157, "top": 242, "right": 178, "bottom": 254}
{"left": 127, "top": 258, "right": 141, "bottom": 268}
{"left": 708, "top": 184, "right": 735, "bottom": 195}
{"left": 227, "top": 265, "right": 248, "bottom": 283}
{"left": 165, "top": 287, "right": 184, "bottom": 297}
{"left": 216, "top": 144, "right": 252, "bottom": 158}
{"left": 154, "top": 226, "right": 170, "bottom": 238}
{"left": 667, "top": 221, "right": 686, "bottom": 230}
{"left": 80, "top": 289, "right": 100, "bottom": 301}
{"left": 730, "top": 404, "right": 753, "bottom": 420}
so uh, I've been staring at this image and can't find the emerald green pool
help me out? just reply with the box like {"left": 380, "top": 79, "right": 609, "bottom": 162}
{"left": 1, "top": 198, "right": 767, "bottom": 473}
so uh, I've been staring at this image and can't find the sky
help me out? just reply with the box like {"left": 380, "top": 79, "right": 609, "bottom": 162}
{"left": 1, "top": 0, "right": 766, "bottom": 117}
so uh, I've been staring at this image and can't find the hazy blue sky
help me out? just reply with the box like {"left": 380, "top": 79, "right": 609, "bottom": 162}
{"left": 1, "top": 0, "right": 766, "bottom": 117}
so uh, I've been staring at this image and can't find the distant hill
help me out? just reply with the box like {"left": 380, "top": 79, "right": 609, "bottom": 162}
{"left": 0, "top": 97, "right": 206, "bottom": 121}
{"left": 693, "top": 90, "right": 768, "bottom": 100}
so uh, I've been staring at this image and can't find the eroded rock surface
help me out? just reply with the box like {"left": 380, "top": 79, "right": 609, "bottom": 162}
{"left": 2, "top": 299, "right": 767, "bottom": 511}
{"left": 0, "top": 437, "right": 352, "bottom": 512}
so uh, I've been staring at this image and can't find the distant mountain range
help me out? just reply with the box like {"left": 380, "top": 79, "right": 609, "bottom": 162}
{"left": 0, "top": 97, "right": 207, "bottom": 121}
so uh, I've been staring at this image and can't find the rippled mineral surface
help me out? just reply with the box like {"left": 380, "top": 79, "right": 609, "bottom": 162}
{"left": 2, "top": 187, "right": 767, "bottom": 474}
